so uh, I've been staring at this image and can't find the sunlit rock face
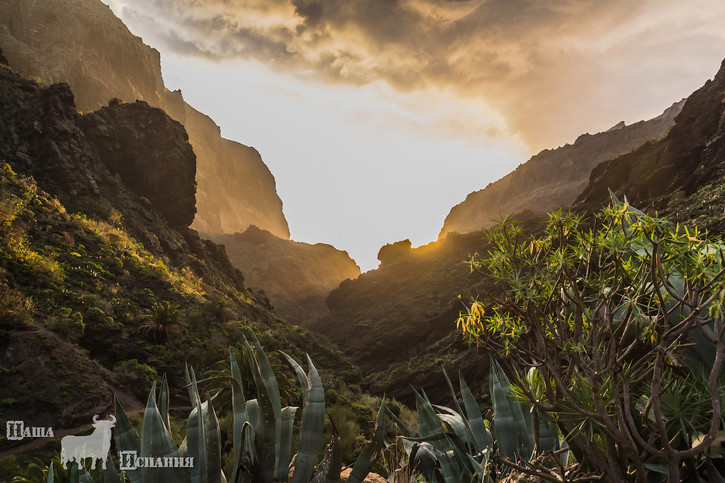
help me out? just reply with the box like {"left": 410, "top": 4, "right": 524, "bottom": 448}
{"left": 207, "top": 226, "right": 361, "bottom": 325}
{"left": 0, "top": 0, "right": 290, "bottom": 239}
{"left": 439, "top": 100, "right": 684, "bottom": 238}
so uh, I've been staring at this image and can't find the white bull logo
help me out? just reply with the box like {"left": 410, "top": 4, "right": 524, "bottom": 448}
{"left": 60, "top": 414, "right": 116, "bottom": 470}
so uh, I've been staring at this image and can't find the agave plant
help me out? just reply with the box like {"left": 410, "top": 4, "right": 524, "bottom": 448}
{"left": 393, "top": 362, "right": 569, "bottom": 483}
{"left": 40, "top": 333, "right": 388, "bottom": 483}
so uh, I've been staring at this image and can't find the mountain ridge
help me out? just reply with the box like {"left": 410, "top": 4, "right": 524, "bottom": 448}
{"left": 439, "top": 100, "right": 684, "bottom": 237}
{"left": 0, "top": 0, "right": 290, "bottom": 239}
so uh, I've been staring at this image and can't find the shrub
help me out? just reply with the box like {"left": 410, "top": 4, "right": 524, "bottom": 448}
{"left": 457, "top": 197, "right": 725, "bottom": 481}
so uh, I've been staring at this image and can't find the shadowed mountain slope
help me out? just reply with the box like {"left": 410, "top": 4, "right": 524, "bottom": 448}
{"left": 208, "top": 227, "right": 361, "bottom": 325}
{"left": 440, "top": 101, "right": 683, "bottom": 238}
{"left": 0, "top": 0, "right": 290, "bottom": 239}
{"left": 576, "top": 59, "right": 725, "bottom": 225}
{"left": 0, "top": 63, "right": 354, "bottom": 444}
{"left": 313, "top": 59, "right": 725, "bottom": 404}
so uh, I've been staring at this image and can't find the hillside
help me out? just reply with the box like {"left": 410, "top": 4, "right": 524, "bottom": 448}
{"left": 208, "top": 227, "right": 360, "bottom": 325}
{"left": 0, "top": 0, "right": 290, "bottom": 239}
{"left": 439, "top": 100, "right": 683, "bottom": 237}
{"left": 313, "top": 59, "right": 725, "bottom": 404}
{"left": 0, "top": 62, "right": 355, "bottom": 448}
{"left": 576, "top": 59, "right": 725, "bottom": 228}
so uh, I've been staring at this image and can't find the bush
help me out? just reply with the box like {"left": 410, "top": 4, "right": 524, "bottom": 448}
{"left": 113, "top": 359, "right": 158, "bottom": 400}
{"left": 45, "top": 309, "right": 84, "bottom": 339}
{"left": 458, "top": 199, "right": 725, "bottom": 481}
{"left": 0, "top": 284, "right": 34, "bottom": 329}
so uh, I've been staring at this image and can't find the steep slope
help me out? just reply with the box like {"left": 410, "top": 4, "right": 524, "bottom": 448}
{"left": 309, "top": 213, "right": 542, "bottom": 403}
{"left": 440, "top": 101, "right": 683, "bottom": 237}
{"left": 0, "top": 63, "right": 353, "bottom": 446}
{"left": 0, "top": 0, "right": 290, "bottom": 239}
{"left": 576, "top": 59, "right": 725, "bottom": 223}
{"left": 314, "top": 59, "right": 725, "bottom": 404}
{"left": 208, "top": 227, "right": 360, "bottom": 325}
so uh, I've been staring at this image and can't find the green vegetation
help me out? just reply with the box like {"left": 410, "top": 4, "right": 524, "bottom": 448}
{"left": 33, "top": 337, "right": 390, "bottom": 483}
{"left": 457, "top": 196, "right": 725, "bottom": 481}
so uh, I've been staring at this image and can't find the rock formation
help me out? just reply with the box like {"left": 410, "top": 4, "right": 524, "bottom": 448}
{"left": 0, "top": 62, "right": 353, "bottom": 436}
{"left": 439, "top": 100, "right": 684, "bottom": 237}
{"left": 0, "top": 0, "right": 289, "bottom": 238}
{"left": 576, "top": 59, "right": 725, "bottom": 219}
{"left": 208, "top": 226, "right": 360, "bottom": 325}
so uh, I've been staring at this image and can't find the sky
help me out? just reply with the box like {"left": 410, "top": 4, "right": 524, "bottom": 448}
{"left": 103, "top": 0, "right": 725, "bottom": 271}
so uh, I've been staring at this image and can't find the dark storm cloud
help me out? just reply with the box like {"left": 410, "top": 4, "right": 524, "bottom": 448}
{"left": 110, "top": 0, "right": 725, "bottom": 150}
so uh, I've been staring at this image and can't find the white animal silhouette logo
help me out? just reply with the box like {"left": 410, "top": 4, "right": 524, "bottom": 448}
{"left": 60, "top": 415, "right": 116, "bottom": 470}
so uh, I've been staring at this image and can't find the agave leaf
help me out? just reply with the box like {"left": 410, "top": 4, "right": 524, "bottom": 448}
{"left": 290, "top": 355, "right": 326, "bottom": 483}
{"left": 537, "top": 414, "right": 559, "bottom": 453}
{"left": 490, "top": 361, "right": 518, "bottom": 459}
{"left": 385, "top": 405, "right": 412, "bottom": 437}
{"left": 243, "top": 337, "right": 276, "bottom": 482}
{"left": 46, "top": 461, "right": 55, "bottom": 483}
{"left": 275, "top": 406, "right": 298, "bottom": 481}
{"left": 139, "top": 381, "right": 183, "bottom": 482}
{"left": 460, "top": 374, "right": 492, "bottom": 452}
{"left": 437, "top": 413, "right": 468, "bottom": 445}
{"left": 311, "top": 430, "right": 341, "bottom": 483}
{"left": 410, "top": 442, "right": 438, "bottom": 482}
{"left": 185, "top": 367, "right": 208, "bottom": 483}
{"left": 281, "top": 351, "right": 309, "bottom": 400}
{"left": 205, "top": 394, "right": 224, "bottom": 483}
{"left": 113, "top": 395, "right": 141, "bottom": 483}
{"left": 69, "top": 462, "right": 79, "bottom": 483}
{"left": 325, "top": 436, "right": 343, "bottom": 483}
{"left": 444, "top": 433, "right": 480, "bottom": 482}
{"left": 159, "top": 373, "right": 171, "bottom": 432}
{"left": 250, "top": 334, "right": 282, "bottom": 421}
{"left": 347, "top": 399, "right": 387, "bottom": 483}
{"left": 99, "top": 457, "right": 123, "bottom": 483}
{"left": 230, "top": 349, "right": 247, "bottom": 483}
{"left": 246, "top": 399, "right": 262, "bottom": 436}
{"left": 415, "top": 390, "right": 445, "bottom": 445}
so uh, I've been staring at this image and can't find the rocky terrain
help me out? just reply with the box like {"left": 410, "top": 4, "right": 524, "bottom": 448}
{"left": 576, "top": 59, "right": 725, "bottom": 225}
{"left": 0, "top": 0, "right": 370, "bottom": 325}
{"left": 0, "top": 0, "right": 289, "bottom": 239}
{"left": 313, "top": 59, "right": 725, "bottom": 403}
{"left": 208, "top": 227, "right": 360, "bottom": 325}
{"left": 440, "top": 100, "right": 684, "bottom": 237}
{"left": 0, "top": 61, "right": 353, "bottom": 444}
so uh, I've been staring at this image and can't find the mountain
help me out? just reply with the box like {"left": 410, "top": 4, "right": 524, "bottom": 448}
{"left": 313, "top": 61, "right": 725, "bottom": 403}
{"left": 0, "top": 0, "right": 290, "bottom": 239}
{"left": 0, "top": 0, "right": 367, "bottom": 325}
{"left": 0, "top": 61, "right": 354, "bottom": 444}
{"left": 207, "top": 227, "right": 361, "bottom": 325}
{"left": 439, "top": 101, "right": 684, "bottom": 237}
{"left": 576, "top": 59, "right": 725, "bottom": 229}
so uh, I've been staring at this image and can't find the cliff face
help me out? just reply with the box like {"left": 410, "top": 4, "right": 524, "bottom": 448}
{"left": 440, "top": 100, "right": 684, "bottom": 237}
{"left": 0, "top": 63, "right": 352, "bottom": 436}
{"left": 576, "top": 59, "right": 725, "bottom": 218}
{"left": 0, "top": 0, "right": 290, "bottom": 239}
{"left": 208, "top": 227, "right": 361, "bottom": 325}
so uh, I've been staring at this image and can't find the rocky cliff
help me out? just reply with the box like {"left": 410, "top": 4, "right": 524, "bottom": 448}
{"left": 576, "top": 59, "right": 725, "bottom": 223}
{"left": 208, "top": 227, "right": 360, "bottom": 325}
{"left": 0, "top": 0, "right": 290, "bottom": 239}
{"left": 0, "top": 62, "right": 351, "bottom": 439}
{"left": 440, "top": 101, "right": 684, "bottom": 237}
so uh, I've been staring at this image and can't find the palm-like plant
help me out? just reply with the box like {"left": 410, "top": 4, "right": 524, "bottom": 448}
{"left": 138, "top": 301, "right": 187, "bottom": 343}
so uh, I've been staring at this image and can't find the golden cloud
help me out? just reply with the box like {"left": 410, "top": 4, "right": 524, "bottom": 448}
{"left": 108, "top": 0, "right": 725, "bottom": 151}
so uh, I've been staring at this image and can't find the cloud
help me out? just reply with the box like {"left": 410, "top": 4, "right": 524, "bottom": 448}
{"left": 107, "top": 0, "right": 725, "bottom": 151}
